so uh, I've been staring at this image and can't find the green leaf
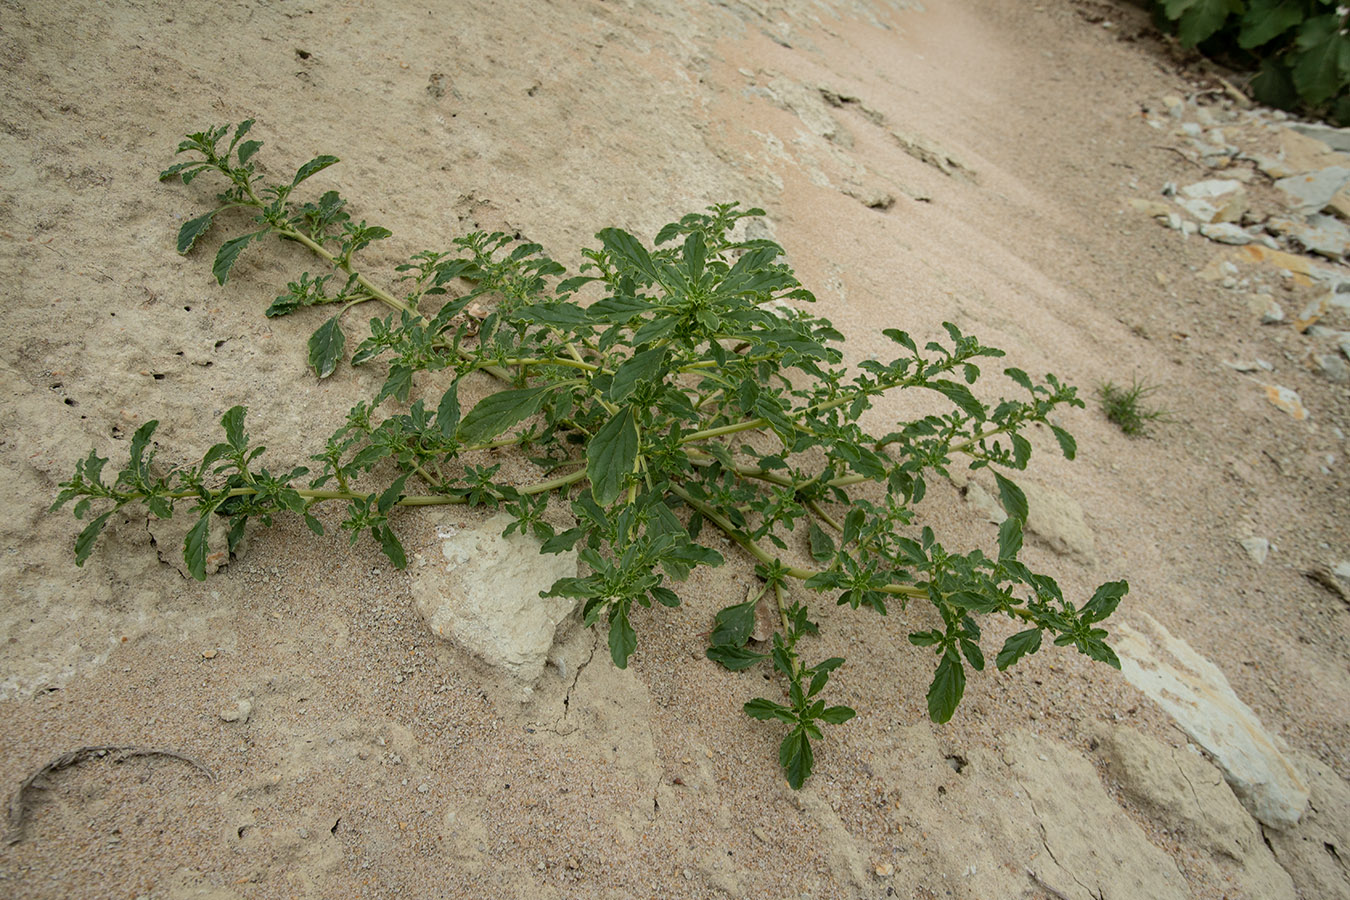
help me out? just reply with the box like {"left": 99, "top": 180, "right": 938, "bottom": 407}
{"left": 221, "top": 405, "right": 248, "bottom": 451}
{"left": 1049, "top": 424, "right": 1076, "bottom": 461}
{"left": 293, "top": 154, "right": 340, "bottom": 186}
{"left": 598, "top": 227, "right": 665, "bottom": 287}
{"left": 376, "top": 525, "right": 407, "bottom": 569}
{"left": 706, "top": 645, "right": 767, "bottom": 670}
{"left": 780, "top": 727, "right": 814, "bottom": 789}
{"left": 377, "top": 472, "right": 410, "bottom": 514}
{"left": 744, "top": 698, "right": 795, "bottom": 723}
{"left": 436, "top": 381, "right": 461, "bottom": 438}
{"left": 213, "top": 232, "right": 259, "bottom": 285}
{"left": 808, "top": 520, "right": 835, "bottom": 563}
{"left": 586, "top": 408, "right": 638, "bottom": 506}
{"left": 817, "top": 705, "right": 856, "bottom": 725}
{"left": 176, "top": 210, "right": 216, "bottom": 254}
{"left": 998, "top": 516, "right": 1023, "bottom": 560}
{"left": 609, "top": 347, "right": 667, "bottom": 402}
{"left": 710, "top": 598, "right": 758, "bottom": 648}
{"left": 236, "top": 139, "right": 263, "bottom": 165}
{"left": 650, "top": 586, "right": 681, "bottom": 607}
{"left": 996, "top": 629, "right": 1042, "bottom": 670}
{"left": 960, "top": 639, "right": 985, "bottom": 671}
{"left": 74, "top": 509, "right": 115, "bottom": 566}
{"left": 1080, "top": 580, "right": 1128, "bottom": 624}
{"left": 993, "top": 471, "right": 1028, "bottom": 522}
{"left": 1167, "top": 0, "right": 1242, "bottom": 47}
{"left": 184, "top": 511, "right": 214, "bottom": 581}
{"left": 608, "top": 603, "right": 637, "bottom": 669}
{"left": 307, "top": 315, "right": 346, "bottom": 379}
{"left": 458, "top": 385, "right": 553, "bottom": 445}
{"left": 931, "top": 379, "right": 986, "bottom": 419}
{"left": 926, "top": 653, "right": 965, "bottom": 724}
{"left": 1292, "top": 16, "right": 1350, "bottom": 106}
{"left": 946, "top": 591, "right": 998, "bottom": 614}
{"left": 841, "top": 507, "right": 865, "bottom": 547}
{"left": 588, "top": 294, "right": 654, "bottom": 322}
{"left": 1239, "top": 0, "right": 1306, "bottom": 48}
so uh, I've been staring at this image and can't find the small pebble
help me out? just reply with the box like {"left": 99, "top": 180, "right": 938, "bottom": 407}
{"left": 202, "top": 649, "right": 217, "bottom": 659}
{"left": 219, "top": 699, "right": 252, "bottom": 723}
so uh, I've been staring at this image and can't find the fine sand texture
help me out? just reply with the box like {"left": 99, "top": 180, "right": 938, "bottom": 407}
{"left": 1, "top": 2, "right": 1347, "bottom": 898}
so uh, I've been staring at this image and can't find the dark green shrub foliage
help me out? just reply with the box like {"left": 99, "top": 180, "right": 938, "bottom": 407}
{"left": 1155, "top": 0, "right": 1350, "bottom": 123}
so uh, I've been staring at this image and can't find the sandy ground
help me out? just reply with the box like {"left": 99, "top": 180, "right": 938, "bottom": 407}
{"left": 0, "top": 1, "right": 1347, "bottom": 898}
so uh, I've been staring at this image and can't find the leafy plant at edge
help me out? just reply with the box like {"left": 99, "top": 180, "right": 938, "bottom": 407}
{"left": 1153, "top": 0, "right": 1350, "bottom": 123}
{"left": 53, "top": 121, "right": 1128, "bottom": 789}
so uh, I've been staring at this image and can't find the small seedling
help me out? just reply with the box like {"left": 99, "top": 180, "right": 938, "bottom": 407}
{"left": 54, "top": 121, "right": 1128, "bottom": 788}
{"left": 1098, "top": 377, "right": 1170, "bottom": 436}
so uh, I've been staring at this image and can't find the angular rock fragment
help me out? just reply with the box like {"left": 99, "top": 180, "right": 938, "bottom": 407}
{"left": 1113, "top": 613, "right": 1309, "bottom": 828}
{"left": 411, "top": 512, "right": 579, "bottom": 692}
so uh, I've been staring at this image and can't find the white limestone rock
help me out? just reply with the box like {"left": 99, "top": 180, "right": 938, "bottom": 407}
{"left": 411, "top": 512, "right": 579, "bottom": 691}
{"left": 1113, "top": 613, "right": 1309, "bottom": 828}
{"left": 1096, "top": 726, "right": 1296, "bottom": 899}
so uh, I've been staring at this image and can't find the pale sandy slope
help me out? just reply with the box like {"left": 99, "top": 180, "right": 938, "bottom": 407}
{"left": 0, "top": 1, "right": 1346, "bottom": 899}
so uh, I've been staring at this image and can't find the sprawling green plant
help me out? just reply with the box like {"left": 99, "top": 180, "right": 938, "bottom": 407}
{"left": 1154, "top": 0, "right": 1350, "bottom": 123}
{"left": 54, "top": 122, "right": 1127, "bottom": 787}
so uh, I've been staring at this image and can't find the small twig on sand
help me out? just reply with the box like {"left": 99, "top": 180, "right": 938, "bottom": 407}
{"left": 1151, "top": 145, "right": 1206, "bottom": 170}
{"left": 1026, "top": 868, "right": 1074, "bottom": 900}
{"left": 7, "top": 745, "right": 215, "bottom": 845}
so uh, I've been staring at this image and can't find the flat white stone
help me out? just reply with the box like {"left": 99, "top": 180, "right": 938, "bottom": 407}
{"left": 411, "top": 512, "right": 579, "bottom": 691}
{"left": 1113, "top": 613, "right": 1309, "bottom": 828}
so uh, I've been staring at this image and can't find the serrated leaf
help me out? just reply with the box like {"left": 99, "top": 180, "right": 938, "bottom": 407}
{"left": 1239, "top": 0, "right": 1305, "bottom": 48}
{"left": 608, "top": 603, "right": 637, "bottom": 668}
{"left": 780, "top": 727, "right": 814, "bottom": 789}
{"left": 586, "top": 408, "right": 638, "bottom": 506}
{"left": 710, "top": 598, "right": 758, "bottom": 648}
{"left": 841, "top": 507, "right": 865, "bottom": 547}
{"left": 998, "top": 516, "right": 1023, "bottom": 560}
{"left": 293, "top": 154, "right": 339, "bottom": 186}
{"left": 1292, "top": 16, "right": 1350, "bottom": 106}
{"left": 996, "top": 628, "right": 1042, "bottom": 670}
{"left": 236, "top": 139, "right": 263, "bottom": 165}
{"left": 1050, "top": 424, "right": 1076, "bottom": 460}
{"left": 609, "top": 347, "right": 666, "bottom": 401}
{"left": 706, "top": 645, "right": 767, "bottom": 670}
{"left": 184, "top": 511, "right": 213, "bottom": 581}
{"left": 947, "top": 591, "right": 998, "bottom": 614}
{"left": 894, "top": 536, "right": 926, "bottom": 564}
{"left": 808, "top": 520, "right": 835, "bottom": 563}
{"left": 1170, "top": 0, "right": 1242, "bottom": 47}
{"left": 377, "top": 472, "right": 410, "bottom": 514}
{"left": 176, "top": 210, "right": 216, "bottom": 254}
{"left": 376, "top": 524, "right": 407, "bottom": 569}
{"left": 1005, "top": 367, "right": 1033, "bottom": 390}
{"left": 598, "top": 227, "right": 665, "bottom": 287}
{"left": 993, "top": 471, "right": 1028, "bottom": 523}
{"left": 588, "top": 294, "right": 654, "bottom": 322}
{"left": 458, "top": 385, "right": 553, "bottom": 445}
{"left": 817, "top": 705, "right": 856, "bottom": 725}
{"left": 212, "top": 231, "right": 259, "bottom": 285}
{"left": 307, "top": 315, "right": 346, "bottom": 378}
{"left": 74, "top": 509, "right": 115, "bottom": 566}
{"left": 436, "top": 381, "right": 461, "bottom": 438}
{"left": 221, "top": 405, "right": 247, "bottom": 451}
{"left": 744, "top": 698, "right": 795, "bottom": 723}
{"left": 926, "top": 653, "right": 965, "bottom": 724}
{"left": 931, "top": 379, "right": 986, "bottom": 419}
{"left": 650, "top": 586, "right": 681, "bottom": 607}
{"left": 1081, "top": 580, "right": 1128, "bottom": 624}
{"left": 960, "top": 639, "right": 985, "bottom": 671}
